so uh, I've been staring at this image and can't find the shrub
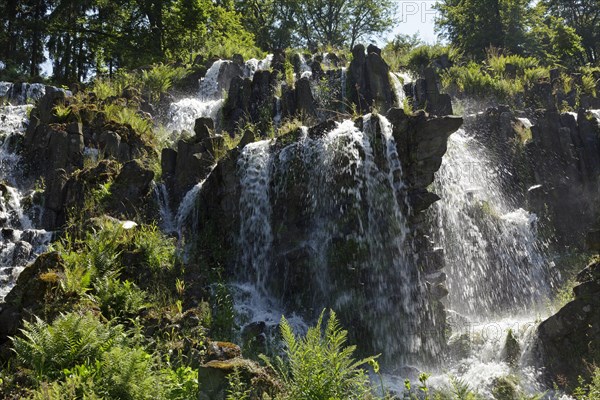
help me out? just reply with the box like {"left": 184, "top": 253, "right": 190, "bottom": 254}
{"left": 93, "top": 273, "right": 148, "bottom": 319}
{"left": 103, "top": 104, "right": 153, "bottom": 138}
{"left": 261, "top": 309, "right": 377, "bottom": 400}
{"left": 141, "top": 63, "right": 188, "bottom": 103}
{"left": 11, "top": 312, "right": 125, "bottom": 379}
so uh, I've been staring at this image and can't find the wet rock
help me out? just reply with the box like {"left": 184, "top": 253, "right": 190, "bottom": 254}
{"left": 11, "top": 241, "right": 33, "bottom": 265}
{"left": 406, "top": 68, "right": 453, "bottom": 116}
{"left": 295, "top": 77, "right": 317, "bottom": 120}
{"left": 198, "top": 358, "right": 278, "bottom": 400}
{"left": 448, "top": 333, "right": 471, "bottom": 360}
{"left": 536, "top": 258, "right": 600, "bottom": 386}
{"left": 586, "top": 230, "right": 600, "bottom": 252}
{"left": 502, "top": 330, "right": 520, "bottom": 368}
{"left": 206, "top": 341, "right": 242, "bottom": 361}
{"left": 0, "top": 252, "right": 63, "bottom": 345}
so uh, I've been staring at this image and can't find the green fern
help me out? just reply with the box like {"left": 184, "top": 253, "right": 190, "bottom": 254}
{"left": 11, "top": 312, "right": 125, "bottom": 379}
{"left": 261, "top": 309, "right": 377, "bottom": 400}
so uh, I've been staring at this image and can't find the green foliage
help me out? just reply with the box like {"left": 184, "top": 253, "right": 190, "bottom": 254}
{"left": 11, "top": 312, "right": 125, "bottom": 379}
{"left": 93, "top": 273, "right": 148, "bottom": 319}
{"left": 131, "top": 224, "right": 177, "bottom": 274}
{"left": 261, "top": 309, "right": 376, "bottom": 400}
{"left": 164, "top": 366, "right": 199, "bottom": 400}
{"left": 52, "top": 103, "right": 72, "bottom": 122}
{"left": 226, "top": 367, "right": 251, "bottom": 400}
{"left": 573, "top": 368, "right": 600, "bottom": 400}
{"left": 403, "top": 45, "right": 461, "bottom": 75}
{"left": 103, "top": 104, "right": 153, "bottom": 138}
{"left": 141, "top": 63, "right": 188, "bottom": 103}
{"left": 382, "top": 33, "right": 423, "bottom": 72}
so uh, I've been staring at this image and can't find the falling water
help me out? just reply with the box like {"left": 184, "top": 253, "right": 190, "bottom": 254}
{"left": 167, "top": 60, "right": 228, "bottom": 133}
{"left": 433, "top": 128, "right": 552, "bottom": 317}
{"left": 0, "top": 105, "right": 52, "bottom": 301}
{"left": 237, "top": 140, "right": 274, "bottom": 293}
{"left": 236, "top": 116, "right": 434, "bottom": 363}
{"left": 390, "top": 72, "right": 406, "bottom": 108}
{"left": 420, "top": 126, "right": 556, "bottom": 396}
{"left": 341, "top": 67, "right": 347, "bottom": 104}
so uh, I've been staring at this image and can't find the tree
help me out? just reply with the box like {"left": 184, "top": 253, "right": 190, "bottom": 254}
{"left": 435, "top": 0, "right": 546, "bottom": 60}
{"left": 528, "top": 3, "right": 585, "bottom": 67}
{"left": 543, "top": 0, "right": 600, "bottom": 63}
{"left": 282, "top": 0, "right": 394, "bottom": 50}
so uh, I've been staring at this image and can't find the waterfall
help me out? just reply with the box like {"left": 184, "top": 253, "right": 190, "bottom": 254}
{"left": 432, "top": 128, "right": 552, "bottom": 317}
{"left": 153, "top": 182, "right": 175, "bottom": 234}
{"left": 414, "top": 126, "right": 556, "bottom": 396}
{"left": 235, "top": 116, "right": 433, "bottom": 363}
{"left": 0, "top": 105, "right": 52, "bottom": 301}
{"left": 390, "top": 72, "right": 406, "bottom": 108}
{"left": 166, "top": 60, "right": 228, "bottom": 134}
{"left": 238, "top": 140, "right": 274, "bottom": 293}
{"left": 298, "top": 54, "right": 313, "bottom": 79}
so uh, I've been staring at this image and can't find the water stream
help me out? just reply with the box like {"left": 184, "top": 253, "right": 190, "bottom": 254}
{"left": 0, "top": 105, "right": 52, "bottom": 301}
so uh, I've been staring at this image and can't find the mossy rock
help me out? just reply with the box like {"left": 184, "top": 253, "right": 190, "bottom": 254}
{"left": 198, "top": 357, "right": 280, "bottom": 400}
{"left": 492, "top": 375, "right": 519, "bottom": 400}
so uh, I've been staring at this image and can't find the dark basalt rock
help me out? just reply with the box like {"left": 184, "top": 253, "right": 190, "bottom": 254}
{"left": 535, "top": 259, "right": 600, "bottom": 386}
{"left": 168, "top": 117, "right": 224, "bottom": 204}
{"left": 348, "top": 44, "right": 394, "bottom": 114}
{"left": 107, "top": 159, "right": 155, "bottom": 219}
{"left": 0, "top": 252, "right": 64, "bottom": 346}
{"left": 405, "top": 67, "right": 453, "bottom": 116}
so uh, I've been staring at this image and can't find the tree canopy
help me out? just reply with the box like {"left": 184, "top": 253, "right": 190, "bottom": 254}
{"left": 0, "top": 0, "right": 394, "bottom": 83}
{"left": 435, "top": 0, "right": 591, "bottom": 66}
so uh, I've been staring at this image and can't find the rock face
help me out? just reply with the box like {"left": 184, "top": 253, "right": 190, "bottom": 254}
{"left": 22, "top": 90, "right": 157, "bottom": 229}
{"left": 164, "top": 117, "right": 225, "bottom": 204}
{"left": 405, "top": 68, "right": 454, "bottom": 116}
{"left": 348, "top": 44, "right": 395, "bottom": 114}
{"left": 528, "top": 110, "right": 600, "bottom": 246}
{"left": 535, "top": 259, "right": 600, "bottom": 386}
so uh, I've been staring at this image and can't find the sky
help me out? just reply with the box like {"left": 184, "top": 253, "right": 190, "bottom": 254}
{"left": 386, "top": 0, "right": 441, "bottom": 43}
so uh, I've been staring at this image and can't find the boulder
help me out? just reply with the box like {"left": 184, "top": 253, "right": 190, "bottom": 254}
{"left": 0, "top": 252, "right": 64, "bottom": 346}
{"left": 535, "top": 259, "right": 600, "bottom": 386}
{"left": 198, "top": 358, "right": 278, "bottom": 400}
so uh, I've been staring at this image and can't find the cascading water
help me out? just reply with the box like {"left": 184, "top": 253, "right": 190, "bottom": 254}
{"left": 433, "top": 128, "right": 552, "bottom": 317}
{"left": 423, "top": 126, "right": 556, "bottom": 395}
{"left": 0, "top": 105, "right": 52, "bottom": 301}
{"left": 166, "top": 60, "right": 228, "bottom": 134}
{"left": 235, "top": 115, "right": 435, "bottom": 363}
{"left": 160, "top": 55, "right": 276, "bottom": 233}
{"left": 390, "top": 73, "right": 406, "bottom": 108}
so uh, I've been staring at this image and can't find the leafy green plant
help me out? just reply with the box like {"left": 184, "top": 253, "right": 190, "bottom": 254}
{"left": 261, "top": 309, "right": 377, "bottom": 400}
{"left": 11, "top": 312, "right": 125, "bottom": 379}
{"left": 164, "top": 366, "right": 199, "bottom": 400}
{"left": 141, "top": 63, "right": 188, "bottom": 103}
{"left": 52, "top": 103, "right": 72, "bottom": 122}
{"left": 103, "top": 104, "right": 153, "bottom": 137}
{"left": 131, "top": 224, "right": 176, "bottom": 273}
{"left": 93, "top": 273, "right": 148, "bottom": 319}
{"left": 226, "top": 367, "right": 251, "bottom": 400}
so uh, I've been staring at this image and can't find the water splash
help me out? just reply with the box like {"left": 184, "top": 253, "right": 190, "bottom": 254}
{"left": 432, "top": 128, "right": 552, "bottom": 317}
